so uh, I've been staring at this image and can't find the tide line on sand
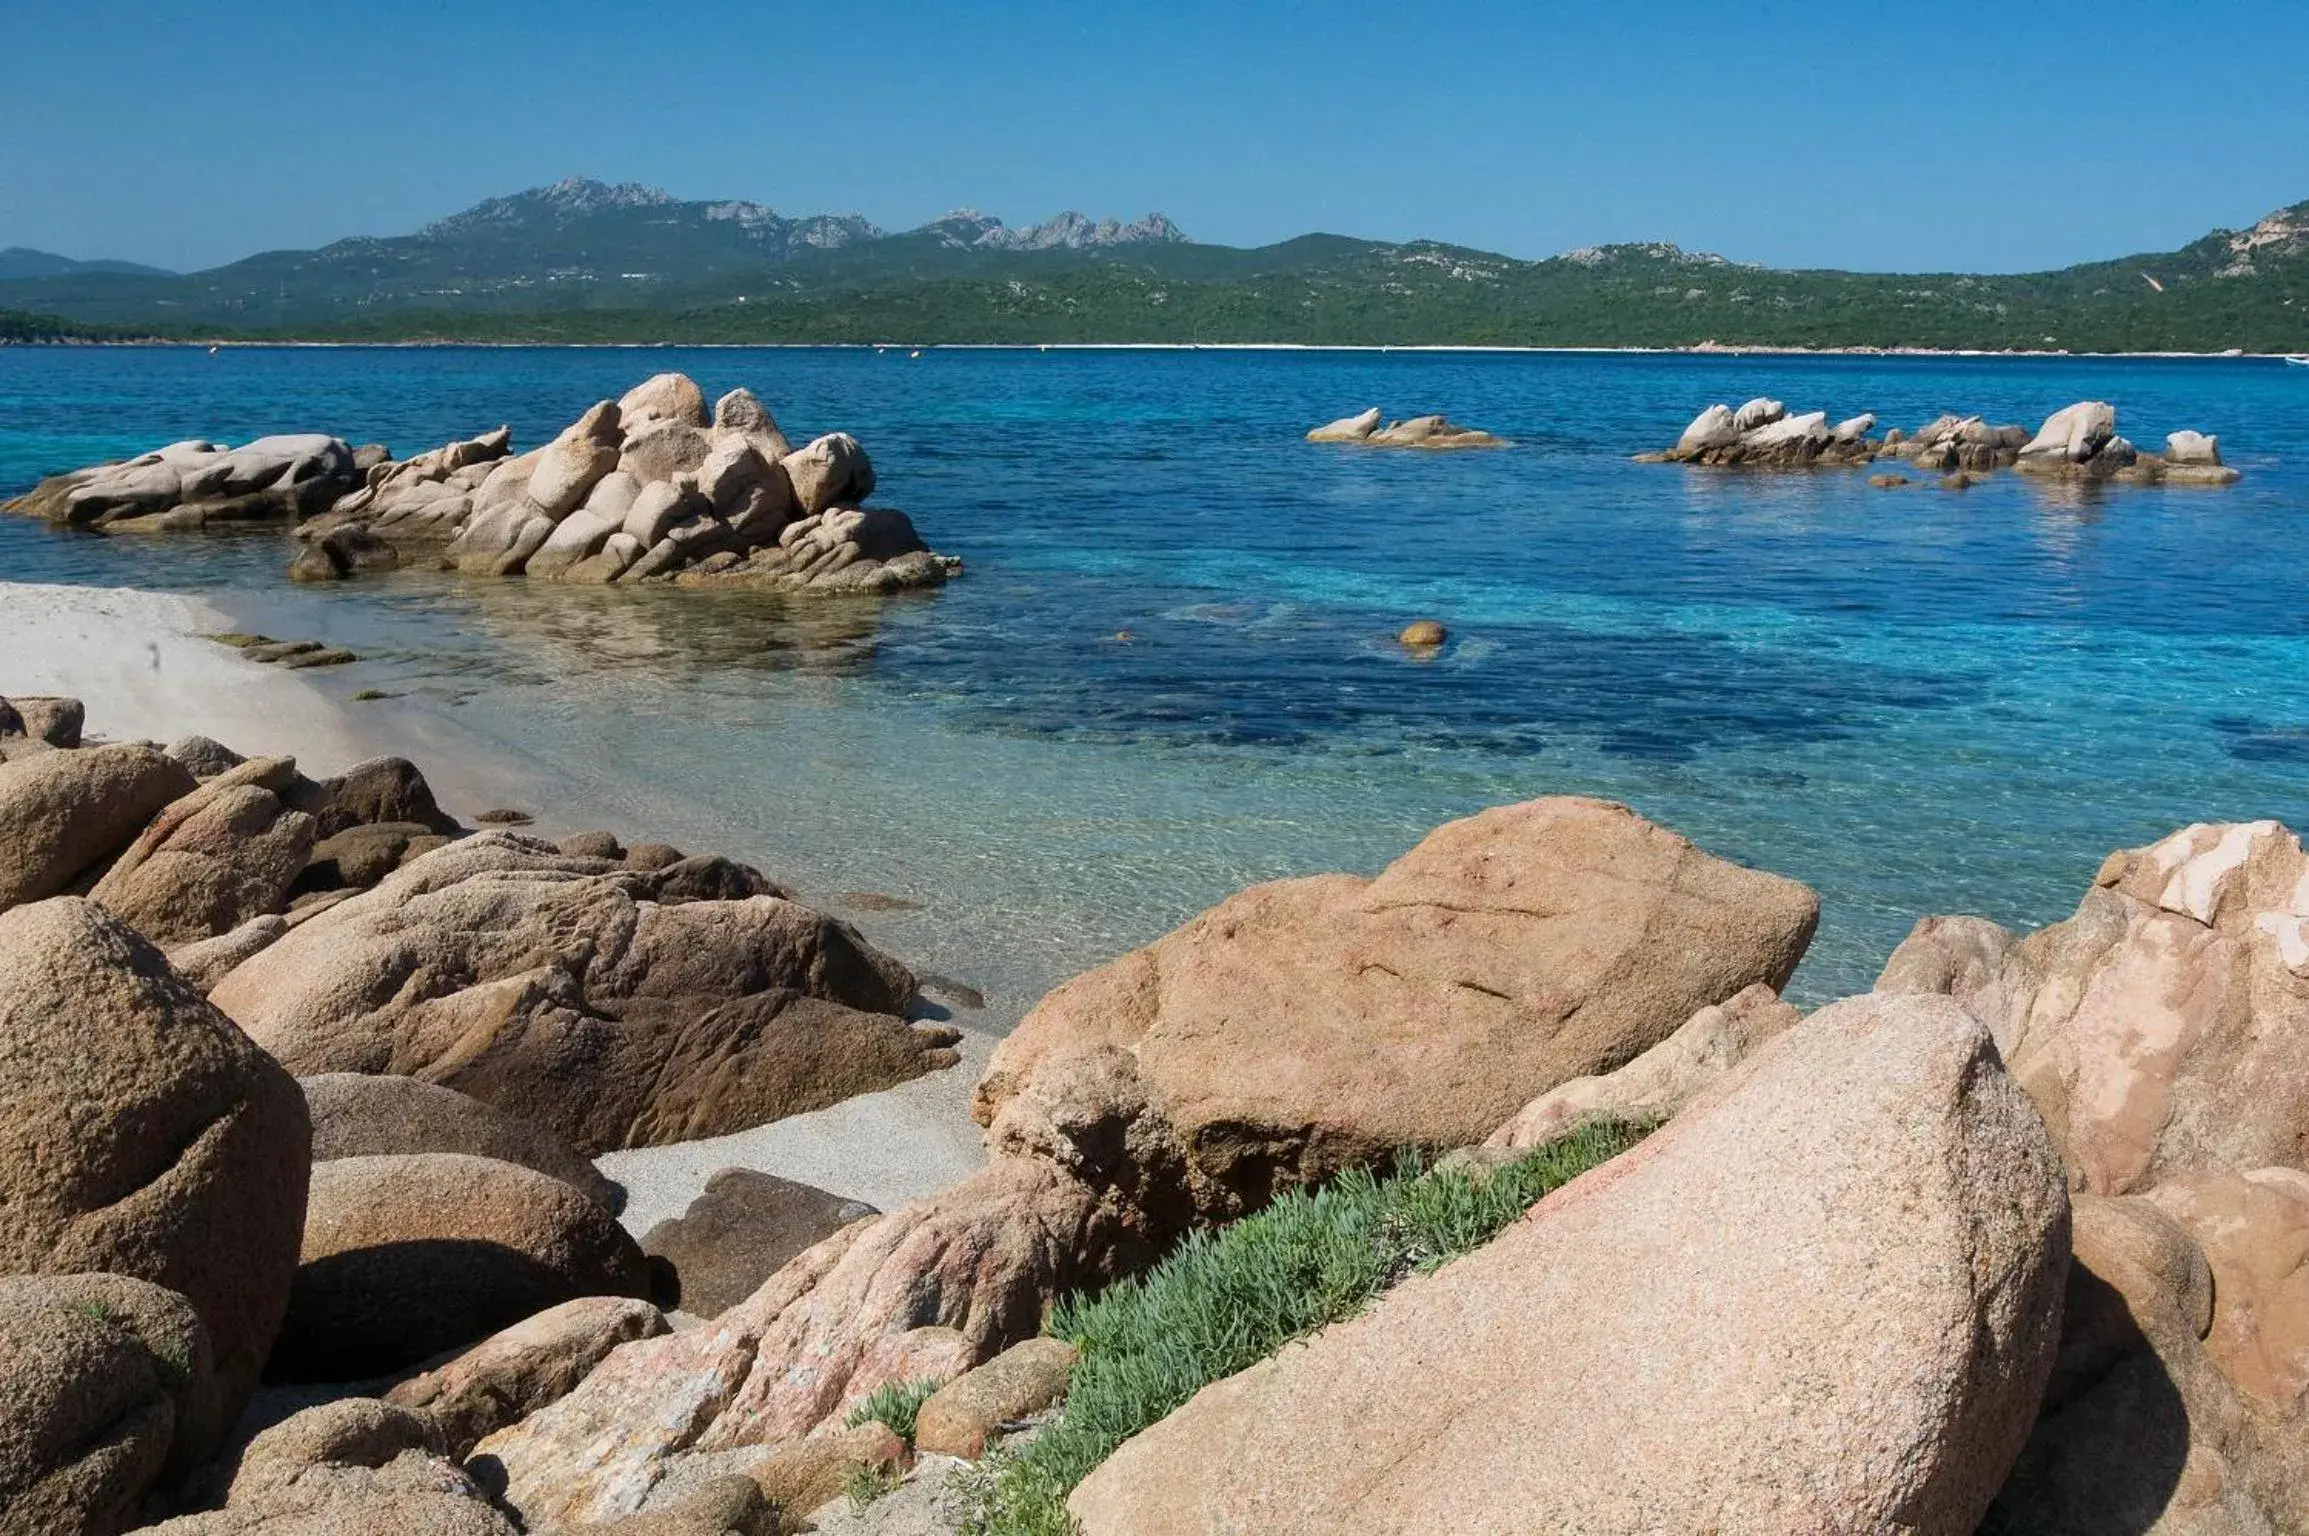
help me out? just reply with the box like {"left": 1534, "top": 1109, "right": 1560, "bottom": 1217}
{"left": 0, "top": 577, "right": 991, "bottom": 1234}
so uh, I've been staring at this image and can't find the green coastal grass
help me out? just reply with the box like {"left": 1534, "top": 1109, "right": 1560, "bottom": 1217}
{"left": 965, "top": 1119, "right": 1645, "bottom": 1536}
{"left": 845, "top": 1375, "right": 944, "bottom": 1443}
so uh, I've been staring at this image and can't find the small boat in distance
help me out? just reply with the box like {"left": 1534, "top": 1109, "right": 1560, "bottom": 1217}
{"left": 2286, "top": 355, "right": 2309, "bottom": 366}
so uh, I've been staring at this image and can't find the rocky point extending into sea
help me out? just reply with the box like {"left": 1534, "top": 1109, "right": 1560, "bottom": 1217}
{"left": 3, "top": 661, "right": 2306, "bottom": 1533}
{"left": 1, "top": 372, "right": 961, "bottom": 596}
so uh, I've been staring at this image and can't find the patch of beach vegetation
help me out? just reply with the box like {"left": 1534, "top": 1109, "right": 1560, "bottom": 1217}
{"left": 964, "top": 1119, "right": 1645, "bottom": 1536}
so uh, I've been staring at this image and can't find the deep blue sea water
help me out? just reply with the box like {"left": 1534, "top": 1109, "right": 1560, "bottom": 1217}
{"left": 3, "top": 345, "right": 2305, "bottom": 1013}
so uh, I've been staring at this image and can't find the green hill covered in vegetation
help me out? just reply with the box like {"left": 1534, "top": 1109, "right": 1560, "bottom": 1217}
{"left": 4, "top": 180, "right": 2304, "bottom": 351}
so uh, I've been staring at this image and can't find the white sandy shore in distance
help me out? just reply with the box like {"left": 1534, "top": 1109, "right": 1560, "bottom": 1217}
{"left": 2, "top": 578, "right": 991, "bottom": 1233}
{"left": 0, "top": 581, "right": 388, "bottom": 770}
{"left": 63, "top": 339, "right": 2302, "bottom": 358}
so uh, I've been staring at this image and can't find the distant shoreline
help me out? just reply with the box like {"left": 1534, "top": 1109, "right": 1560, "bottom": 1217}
{"left": 2, "top": 337, "right": 2297, "bottom": 360}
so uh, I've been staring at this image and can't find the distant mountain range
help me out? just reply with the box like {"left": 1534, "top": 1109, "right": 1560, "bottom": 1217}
{"left": 0, "top": 246, "right": 175, "bottom": 281}
{"left": 3, "top": 178, "right": 2305, "bottom": 351}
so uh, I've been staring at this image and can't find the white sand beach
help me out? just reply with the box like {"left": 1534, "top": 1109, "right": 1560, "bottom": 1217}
{"left": 1, "top": 578, "right": 991, "bottom": 1234}
{"left": 0, "top": 581, "right": 385, "bottom": 768}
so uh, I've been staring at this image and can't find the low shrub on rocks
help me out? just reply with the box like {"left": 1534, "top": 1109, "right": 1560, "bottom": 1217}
{"left": 965, "top": 1120, "right": 1644, "bottom": 1536}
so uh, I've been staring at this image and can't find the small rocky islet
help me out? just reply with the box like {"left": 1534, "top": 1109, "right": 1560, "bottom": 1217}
{"left": 4, "top": 682, "right": 2307, "bottom": 1533}
{"left": 1304, "top": 406, "right": 1509, "bottom": 448}
{"left": 1, "top": 372, "right": 961, "bottom": 596}
{"left": 1640, "top": 394, "right": 2244, "bottom": 486}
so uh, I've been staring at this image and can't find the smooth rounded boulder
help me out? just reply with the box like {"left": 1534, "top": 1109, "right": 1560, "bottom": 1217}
{"left": 0, "top": 743, "right": 197, "bottom": 911}
{"left": 87, "top": 757, "right": 318, "bottom": 947}
{"left": 1070, "top": 992, "right": 2070, "bottom": 1535}
{"left": 301, "top": 1073, "right": 618, "bottom": 1211}
{"left": 617, "top": 372, "right": 708, "bottom": 431}
{"left": 209, "top": 833, "right": 954, "bottom": 1154}
{"left": 0, "top": 898, "right": 309, "bottom": 1429}
{"left": 915, "top": 1336, "right": 1080, "bottom": 1458}
{"left": 977, "top": 796, "right": 1819, "bottom": 1223}
{"left": 1986, "top": 1191, "right": 2303, "bottom": 1533}
{"left": 780, "top": 432, "right": 874, "bottom": 516}
{"left": 0, "top": 1274, "right": 216, "bottom": 1536}
{"left": 142, "top": 1398, "right": 516, "bottom": 1536}
{"left": 270, "top": 1152, "right": 652, "bottom": 1382}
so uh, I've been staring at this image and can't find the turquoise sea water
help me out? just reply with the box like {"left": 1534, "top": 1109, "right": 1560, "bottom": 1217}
{"left": 2, "top": 345, "right": 2305, "bottom": 1014}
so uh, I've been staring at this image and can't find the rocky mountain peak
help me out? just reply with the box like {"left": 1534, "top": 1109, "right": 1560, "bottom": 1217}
{"left": 912, "top": 209, "right": 1183, "bottom": 250}
{"left": 1559, "top": 241, "right": 1738, "bottom": 269}
{"left": 421, "top": 178, "right": 679, "bottom": 236}
{"left": 2215, "top": 202, "right": 2309, "bottom": 277}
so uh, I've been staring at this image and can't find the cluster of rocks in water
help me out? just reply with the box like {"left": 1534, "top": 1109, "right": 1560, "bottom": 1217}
{"left": 2, "top": 373, "right": 961, "bottom": 597}
{"left": 6, "top": 697, "right": 2308, "bottom": 1533}
{"left": 1641, "top": 395, "right": 2244, "bottom": 487}
{"left": 1304, "top": 406, "right": 1508, "bottom": 448}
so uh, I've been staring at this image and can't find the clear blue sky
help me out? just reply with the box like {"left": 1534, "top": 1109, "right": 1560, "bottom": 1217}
{"left": 4, "top": 0, "right": 2304, "bottom": 275}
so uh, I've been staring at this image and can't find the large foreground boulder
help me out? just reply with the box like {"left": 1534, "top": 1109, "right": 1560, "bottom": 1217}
{"left": 206, "top": 833, "right": 959, "bottom": 1153}
{"left": 1986, "top": 1189, "right": 2307, "bottom": 1533}
{"left": 0, "top": 1274, "right": 216, "bottom": 1536}
{"left": 476, "top": 799, "right": 1820, "bottom": 1524}
{"left": 976, "top": 795, "right": 1818, "bottom": 1223}
{"left": 270, "top": 1152, "right": 652, "bottom": 1382}
{"left": 1070, "top": 993, "right": 2070, "bottom": 1535}
{"left": 0, "top": 898, "right": 310, "bottom": 1431}
{"left": 0, "top": 743, "right": 196, "bottom": 911}
{"left": 1880, "top": 819, "right": 2309, "bottom": 1196}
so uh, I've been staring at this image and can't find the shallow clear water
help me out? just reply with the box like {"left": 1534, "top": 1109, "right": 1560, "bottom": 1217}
{"left": 3, "top": 345, "right": 2305, "bottom": 1013}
